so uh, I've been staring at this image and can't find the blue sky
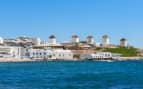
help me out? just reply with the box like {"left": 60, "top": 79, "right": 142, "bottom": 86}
{"left": 0, "top": 0, "right": 143, "bottom": 48}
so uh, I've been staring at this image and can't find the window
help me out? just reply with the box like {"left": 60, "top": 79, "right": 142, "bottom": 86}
{"left": 44, "top": 52, "right": 46, "bottom": 55}
{"left": 36, "top": 52, "right": 39, "bottom": 55}
{"left": 49, "top": 55, "right": 52, "bottom": 58}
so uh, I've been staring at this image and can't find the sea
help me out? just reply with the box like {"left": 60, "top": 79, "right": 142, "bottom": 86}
{"left": 0, "top": 60, "right": 143, "bottom": 89}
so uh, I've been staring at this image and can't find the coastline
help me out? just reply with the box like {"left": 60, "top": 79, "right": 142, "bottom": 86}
{"left": 0, "top": 57, "right": 143, "bottom": 62}
{"left": 119, "top": 57, "right": 143, "bottom": 60}
{"left": 0, "top": 58, "right": 34, "bottom": 62}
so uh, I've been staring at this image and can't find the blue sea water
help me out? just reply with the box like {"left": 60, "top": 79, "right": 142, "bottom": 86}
{"left": 0, "top": 60, "right": 143, "bottom": 89}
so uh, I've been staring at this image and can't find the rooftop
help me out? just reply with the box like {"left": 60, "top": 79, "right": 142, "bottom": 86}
{"left": 102, "top": 35, "right": 109, "bottom": 38}
{"left": 49, "top": 35, "right": 56, "bottom": 39}
{"left": 120, "top": 38, "right": 127, "bottom": 41}
{"left": 87, "top": 35, "right": 93, "bottom": 38}
{"left": 72, "top": 35, "right": 78, "bottom": 38}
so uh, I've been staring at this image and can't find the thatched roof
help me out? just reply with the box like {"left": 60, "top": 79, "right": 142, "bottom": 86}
{"left": 49, "top": 35, "right": 56, "bottom": 39}
{"left": 120, "top": 38, "right": 127, "bottom": 41}
{"left": 102, "top": 35, "right": 108, "bottom": 38}
{"left": 72, "top": 35, "right": 78, "bottom": 38}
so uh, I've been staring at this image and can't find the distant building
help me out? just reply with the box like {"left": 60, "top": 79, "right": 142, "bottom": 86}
{"left": 3, "top": 38, "right": 18, "bottom": 46}
{"left": 0, "top": 46, "right": 26, "bottom": 58}
{"left": 28, "top": 49, "right": 73, "bottom": 60}
{"left": 64, "top": 42, "right": 92, "bottom": 50}
{"left": 87, "top": 35, "right": 94, "bottom": 44}
{"left": 3, "top": 36, "right": 41, "bottom": 47}
{"left": 53, "top": 49, "right": 73, "bottom": 60}
{"left": 72, "top": 35, "right": 79, "bottom": 43}
{"left": 4, "top": 36, "right": 39, "bottom": 47}
{"left": 49, "top": 35, "right": 56, "bottom": 44}
{"left": 102, "top": 35, "right": 110, "bottom": 47}
{"left": 28, "top": 48, "right": 53, "bottom": 60}
{"left": 0, "top": 37, "right": 4, "bottom": 44}
{"left": 120, "top": 38, "right": 128, "bottom": 47}
{"left": 33, "top": 43, "right": 64, "bottom": 50}
{"left": 33, "top": 38, "right": 41, "bottom": 45}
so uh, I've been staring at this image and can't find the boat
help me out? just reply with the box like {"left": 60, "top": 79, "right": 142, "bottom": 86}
{"left": 80, "top": 52, "right": 121, "bottom": 61}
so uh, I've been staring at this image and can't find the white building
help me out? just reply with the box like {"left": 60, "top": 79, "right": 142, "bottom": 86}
{"left": 72, "top": 35, "right": 79, "bottom": 43}
{"left": 49, "top": 35, "right": 56, "bottom": 44}
{"left": 28, "top": 49, "right": 73, "bottom": 60}
{"left": 33, "top": 43, "right": 64, "bottom": 50}
{"left": 33, "top": 38, "right": 41, "bottom": 45}
{"left": 87, "top": 35, "right": 94, "bottom": 44}
{"left": 0, "top": 46, "right": 25, "bottom": 58}
{"left": 3, "top": 38, "right": 18, "bottom": 46}
{"left": 120, "top": 38, "right": 128, "bottom": 47}
{"left": 0, "top": 37, "right": 3, "bottom": 44}
{"left": 53, "top": 49, "right": 73, "bottom": 60}
{"left": 102, "top": 35, "right": 110, "bottom": 47}
{"left": 28, "top": 49, "right": 53, "bottom": 60}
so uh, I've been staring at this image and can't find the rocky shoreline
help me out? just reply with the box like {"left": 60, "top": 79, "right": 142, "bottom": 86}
{"left": 119, "top": 57, "right": 143, "bottom": 60}
{"left": 0, "top": 57, "right": 143, "bottom": 62}
{"left": 0, "top": 58, "right": 34, "bottom": 62}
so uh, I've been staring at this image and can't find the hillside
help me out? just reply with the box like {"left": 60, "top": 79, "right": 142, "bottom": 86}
{"left": 96, "top": 47, "right": 139, "bottom": 57}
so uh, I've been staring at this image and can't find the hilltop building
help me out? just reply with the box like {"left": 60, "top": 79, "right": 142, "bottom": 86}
{"left": 0, "top": 46, "right": 26, "bottom": 58}
{"left": 33, "top": 35, "right": 65, "bottom": 50}
{"left": 120, "top": 38, "right": 128, "bottom": 47}
{"left": 33, "top": 43, "right": 64, "bottom": 50}
{"left": 87, "top": 35, "right": 94, "bottom": 44}
{"left": 72, "top": 35, "right": 79, "bottom": 43}
{"left": 53, "top": 49, "right": 73, "bottom": 60}
{"left": 33, "top": 38, "right": 41, "bottom": 45}
{"left": 3, "top": 38, "right": 18, "bottom": 46}
{"left": 49, "top": 35, "right": 56, "bottom": 44}
{"left": 0, "top": 37, "right": 4, "bottom": 45}
{"left": 3, "top": 36, "right": 41, "bottom": 47}
{"left": 102, "top": 35, "right": 110, "bottom": 47}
